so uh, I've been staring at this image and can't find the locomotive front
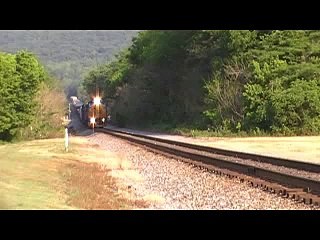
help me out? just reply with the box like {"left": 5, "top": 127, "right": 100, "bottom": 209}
{"left": 88, "top": 97, "right": 107, "bottom": 128}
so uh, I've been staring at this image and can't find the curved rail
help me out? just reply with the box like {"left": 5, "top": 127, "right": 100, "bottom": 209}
{"left": 103, "top": 127, "right": 320, "bottom": 173}
{"left": 97, "top": 128, "right": 320, "bottom": 205}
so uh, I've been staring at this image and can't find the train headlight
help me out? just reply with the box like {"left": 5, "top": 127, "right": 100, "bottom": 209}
{"left": 102, "top": 118, "right": 105, "bottom": 123}
{"left": 90, "top": 117, "right": 95, "bottom": 124}
{"left": 93, "top": 97, "right": 101, "bottom": 105}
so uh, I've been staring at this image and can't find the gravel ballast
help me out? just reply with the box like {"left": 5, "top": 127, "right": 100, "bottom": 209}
{"left": 85, "top": 133, "right": 317, "bottom": 210}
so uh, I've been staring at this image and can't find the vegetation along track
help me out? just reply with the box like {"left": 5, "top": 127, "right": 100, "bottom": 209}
{"left": 96, "top": 128, "right": 320, "bottom": 207}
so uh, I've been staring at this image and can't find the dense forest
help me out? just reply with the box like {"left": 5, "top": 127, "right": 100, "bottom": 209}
{"left": 0, "top": 50, "right": 67, "bottom": 141}
{"left": 0, "top": 30, "right": 139, "bottom": 97}
{"left": 82, "top": 30, "right": 320, "bottom": 136}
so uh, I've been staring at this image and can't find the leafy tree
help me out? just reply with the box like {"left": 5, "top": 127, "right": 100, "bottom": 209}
{"left": 0, "top": 50, "right": 65, "bottom": 141}
{"left": 82, "top": 30, "right": 320, "bottom": 135}
{"left": 0, "top": 52, "right": 19, "bottom": 140}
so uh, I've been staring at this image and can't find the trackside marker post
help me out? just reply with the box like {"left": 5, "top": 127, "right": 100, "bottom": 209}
{"left": 65, "top": 127, "right": 69, "bottom": 152}
{"left": 62, "top": 113, "right": 71, "bottom": 153}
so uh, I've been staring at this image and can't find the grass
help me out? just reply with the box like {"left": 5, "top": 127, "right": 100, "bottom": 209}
{"left": 133, "top": 123, "right": 314, "bottom": 138}
{"left": 171, "top": 128, "right": 270, "bottom": 138}
{"left": 130, "top": 123, "right": 320, "bottom": 163}
{"left": 0, "top": 138, "right": 147, "bottom": 210}
{"left": 172, "top": 128, "right": 320, "bottom": 138}
{"left": 131, "top": 123, "right": 270, "bottom": 138}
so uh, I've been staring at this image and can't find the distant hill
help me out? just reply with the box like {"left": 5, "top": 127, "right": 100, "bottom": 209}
{"left": 0, "top": 30, "right": 139, "bottom": 94}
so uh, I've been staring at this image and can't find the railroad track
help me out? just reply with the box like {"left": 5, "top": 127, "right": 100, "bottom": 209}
{"left": 96, "top": 127, "right": 320, "bottom": 207}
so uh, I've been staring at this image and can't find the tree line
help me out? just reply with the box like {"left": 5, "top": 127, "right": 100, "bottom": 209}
{"left": 0, "top": 30, "right": 139, "bottom": 98}
{"left": 82, "top": 30, "right": 320, "bottom": 136}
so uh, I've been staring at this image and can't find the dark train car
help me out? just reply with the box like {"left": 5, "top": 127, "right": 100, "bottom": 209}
{"left": 80, "top": 97, "right": 107, "bottom": 128}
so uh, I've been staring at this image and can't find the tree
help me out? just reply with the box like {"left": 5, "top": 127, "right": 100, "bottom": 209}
{"left": 0, "top": 50, "right": 64, "bottom": 141}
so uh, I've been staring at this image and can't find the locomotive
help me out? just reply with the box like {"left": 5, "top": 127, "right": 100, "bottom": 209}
{"left": 79, "top": 97, "right": 107, "bottom": 128}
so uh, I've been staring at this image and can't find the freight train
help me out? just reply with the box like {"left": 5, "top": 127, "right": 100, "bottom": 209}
{"left": 71, "top": 96, "right": 107, "bottom": 128}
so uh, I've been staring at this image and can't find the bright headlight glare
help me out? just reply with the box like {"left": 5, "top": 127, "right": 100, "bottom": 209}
{"left": 93, "top": 97, "right": 101, "bottom": 105}
{"left": 102, "top": 118, "right": 105, "bottom": 122}
{"left": 90, "top": 117, "right": 95, "bottom": 124}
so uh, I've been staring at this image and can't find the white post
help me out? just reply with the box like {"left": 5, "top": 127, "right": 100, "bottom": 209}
{"left": 65, "top": 127, "right": 69, "bottom": 152}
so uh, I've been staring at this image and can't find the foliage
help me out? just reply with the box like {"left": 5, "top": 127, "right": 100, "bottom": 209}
{"left": 0, "top": 30, "right": 139, "bottom": 97}
{"left": 82, "top": 30, "right": 320, "bottom": 136}
{"left": 0, "top": 50, "right": 66, "bottom": 141}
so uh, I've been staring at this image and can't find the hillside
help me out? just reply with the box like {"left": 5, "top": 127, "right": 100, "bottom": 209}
{"left": 0, "top": 30, "right": 139, "bottom": 95}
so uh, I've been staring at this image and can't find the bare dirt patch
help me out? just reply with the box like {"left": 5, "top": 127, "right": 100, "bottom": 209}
{"left": 59, "top": 159, "right": 147, "bottom": 210}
